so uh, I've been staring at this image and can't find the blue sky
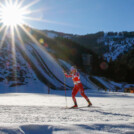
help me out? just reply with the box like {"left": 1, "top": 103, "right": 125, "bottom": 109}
{"left": 25, "top": 0, "right": 134, "bottom": 35}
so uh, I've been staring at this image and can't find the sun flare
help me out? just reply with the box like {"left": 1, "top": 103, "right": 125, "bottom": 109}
{"left": 0, "top": 2, "right": 27, "bottom": 26}
{"left": 1, "top": 4, "right": 23, "bottom": 26}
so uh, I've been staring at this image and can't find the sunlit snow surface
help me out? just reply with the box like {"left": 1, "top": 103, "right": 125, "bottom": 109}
{"left": 0, "top": 89, "right": 133, "bottom": 134}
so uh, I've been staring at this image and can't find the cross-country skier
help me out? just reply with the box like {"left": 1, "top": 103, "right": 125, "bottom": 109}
{"left": 64, "top": 66, "right": 92, "bottom": 108}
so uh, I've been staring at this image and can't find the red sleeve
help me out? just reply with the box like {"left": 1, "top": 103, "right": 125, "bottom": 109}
{"left": 64, "top": 73, "right": 72, "bottom": 78}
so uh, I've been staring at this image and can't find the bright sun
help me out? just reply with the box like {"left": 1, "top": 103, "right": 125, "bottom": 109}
{"left": 0, "top": 2, "right": 26, "bottom": 26}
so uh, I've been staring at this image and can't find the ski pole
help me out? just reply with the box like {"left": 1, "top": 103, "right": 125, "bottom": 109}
{"left": 64, "top": 73, "right": 67, "bottom": 108}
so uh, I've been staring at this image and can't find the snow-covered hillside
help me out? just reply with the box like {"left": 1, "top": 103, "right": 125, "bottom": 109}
{"left": 0, "top": 89, "right": 133, "bottom": 134}
{"left": 0, "top": 40, "right": 37, "bottom": 88}
{"left": 93, "top": 76, "right": 134, "bottom": 92}
{"left": 103, "top": 36, "right": 134, "bottom": 62}
{"left": 0, "top": 35, "right": 99, "bottom": 91}
{"left": 44, "top": 30, "right": 73, "bottom": 39}
{"left": 44, "top": 30, "right": 134, "bottom": 62}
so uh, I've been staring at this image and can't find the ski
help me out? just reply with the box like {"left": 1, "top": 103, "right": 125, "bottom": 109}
{"left": 67, "top": 107, "right": 78, "bottom": 109}
{"left": 48, "top": 106, "right": 100, "bottom": 109}
{"left": 66, "top": 105, "right": 96, "bottom": 109}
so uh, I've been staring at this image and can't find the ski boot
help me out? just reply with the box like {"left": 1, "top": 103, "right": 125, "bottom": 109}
{"left": 71, "top": 104, "right": 78, "bottom": 109}
{"left": 87, "top": 100, "right": 92, "bottom": 107}
{"left": 71, "top": 102, "right": 78, "bottom": 109}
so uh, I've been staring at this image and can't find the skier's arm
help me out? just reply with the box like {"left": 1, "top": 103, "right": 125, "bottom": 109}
{"left": 64, "top": 73, "right": 72, "bottom": 78}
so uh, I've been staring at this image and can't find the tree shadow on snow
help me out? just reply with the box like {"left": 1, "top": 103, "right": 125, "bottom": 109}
{"left": 21, "top": 125, "right": 70, "bottom": 134}
{"left": 0, "top": 124, "right": 134, "bottom": 134}
{"left": 76, "top": 123, "right": 134, "bottom": 134}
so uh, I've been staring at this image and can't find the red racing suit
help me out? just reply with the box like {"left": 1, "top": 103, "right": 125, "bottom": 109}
{"left": 64, "top": 72, "right": 89, "bottom": 103}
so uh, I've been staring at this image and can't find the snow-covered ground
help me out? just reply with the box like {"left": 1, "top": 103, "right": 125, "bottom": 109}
{"left": 0, "top": 89, "right": 134, "bottom": 134}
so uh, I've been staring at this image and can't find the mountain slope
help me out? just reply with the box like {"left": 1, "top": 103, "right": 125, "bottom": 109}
{"left": 43, "top": 30, "right": 134, "bottom": 62}
{"left": 42, "top": 30, "right": 134, "bottom": 83}
{"left": 0, "top": 26, "right": 100, "bottom": 91}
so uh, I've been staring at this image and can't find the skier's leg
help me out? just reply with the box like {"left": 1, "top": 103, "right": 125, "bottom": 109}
{"left": 79, "top": 83, "right": 88, "bottom": 100}
{"left": 79, "top": 83, "right": 92, "bottom": 106}
{"left": 72, "top": 85, "right": 79, "bottom": 106}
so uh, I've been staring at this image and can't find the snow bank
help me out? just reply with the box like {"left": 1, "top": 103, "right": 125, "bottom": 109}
{"left": 1, "top": 123, "right": 134, "bottom": 134}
